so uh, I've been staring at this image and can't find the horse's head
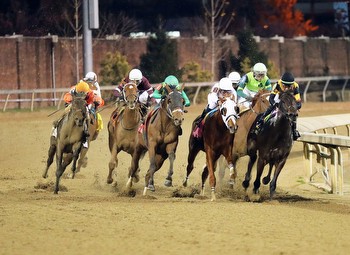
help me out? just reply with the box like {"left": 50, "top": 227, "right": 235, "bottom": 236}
{"left": 123, "top": 82, "right": 138, "bottom": 109}
{"left": 219, "top": 97, "right": 239, "bottom": 133}
{"left": 277, "top": 91, "right": 298, "bottom": 120}
{"left": 71, "top": 95, "right": 87, "bottom": 127}
{"left": 251, "top": 89, "right": 271, "bottom": 113}
{"left": 163, "top": 84, "right": 185, "bottom": 126}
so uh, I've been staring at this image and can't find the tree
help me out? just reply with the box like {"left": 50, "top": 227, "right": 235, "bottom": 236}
{"left": 99, "top": 51, "right": 130, "bottom": 86}
{"left": 258, "top": 0, "right": 318, "bottom": 38}
{"left": 229, "top": 28, "right": 279, "bottom": 78}
{"left": 202, "top": 0, "right": 235, "bottom": 80}
{"left": 181, "top": 61, "right": 212, "bottom": 82}
{"left": 140, "top": 30, "right": 181, "bottom": 83}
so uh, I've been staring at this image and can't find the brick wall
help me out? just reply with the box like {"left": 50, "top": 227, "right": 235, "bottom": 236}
{"left": 0, "top": 36, "right": 349, "bottom": 91}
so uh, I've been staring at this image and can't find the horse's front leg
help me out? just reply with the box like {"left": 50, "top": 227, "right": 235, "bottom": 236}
{"left": 144, "top": 151, "right": 165, "bottom": 195}
{"left": 70, "top": 143, "right": 83, "bottom": 179}
{"left": 206, "top": 149, "right": 220, "bottom": 201}
{"left": 107, "top": 143, "right": 118, "bottom": 185}
{"left": 183, "top": 133, "right": 202, "bottom": 187}
{"left": 54, "top": 149, "right": 65, "bottom": 194}
{"left": 242, "top": 153, "right": 257, "bottom": 190}
{"left": 253, "top": 157, "right": 265, "bottom": 194}
{"left": 164, "top": 151, "right": 175, "bottom": 187}
{"left": 269, "top": 159, "right": 287, "bottom": 199}
{"left": 228, "top": 154, "right": 239, "bottom": 189}
{"left": 164, "top": 142, "right": 178, "bottom": 187}
{"left": 126, "top": 144, "right": 144, "bottom": 189}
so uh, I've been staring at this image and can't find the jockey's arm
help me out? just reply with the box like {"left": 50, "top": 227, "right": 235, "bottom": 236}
{"left": 152, "top": 85, "right": 163, "bottom": 99}
{"left": 237, "top": 75, "right": 251, "bottom": 100}
{"left": 181, "top": 91, "right": 191, "bottom": 107}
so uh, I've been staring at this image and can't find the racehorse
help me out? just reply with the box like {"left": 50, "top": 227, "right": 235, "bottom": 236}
{"left": 183, "top": 97, "right": 239, "bottom": 201}
{"left": 107, "top": 82, "right": 141, "bottom": 185}
{"left": 42, "top": 93, "right": 88, "bottom": 194}
{"left": 126, "top": 85, "right": 185, "bottom": 195}
{"left": 243, "top": 91, "right": 298, "bottom": 199}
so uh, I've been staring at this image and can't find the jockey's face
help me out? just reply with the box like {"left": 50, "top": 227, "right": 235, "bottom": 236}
{"left": 283, "top": 84, "right": 293, "bottom": 91}
{"left": 131, "top": 79, "right": 141, "bottom": 86}
{"left": 254, "top": 72, "right": 265, "bottom": 81}
{"left": 219, "top": 89, "right": 231, "bottom": 98}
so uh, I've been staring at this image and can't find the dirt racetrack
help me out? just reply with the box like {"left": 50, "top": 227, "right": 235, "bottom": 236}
{"left": 1, "top": 102, "right": 350, "bottom": 255}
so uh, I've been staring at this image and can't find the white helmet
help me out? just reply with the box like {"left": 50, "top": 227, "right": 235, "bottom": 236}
{"left": 84, "top": 71, "right": 97, "bottom": 83}
{"left": 253, "top": 63, "right": 267, "bottom": 81}
{"left": 219, "top": 77, "right": 233, "bottom": 91}
{"left": 228, "top": 71, "right": 241, "bottom": 84}
{"left": 129, "top": 69, "right": 142, "bottom": 81}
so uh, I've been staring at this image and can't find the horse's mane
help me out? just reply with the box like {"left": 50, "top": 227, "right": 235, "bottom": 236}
{"left": 251, "top": 89, "right": 270, "bottom": 108}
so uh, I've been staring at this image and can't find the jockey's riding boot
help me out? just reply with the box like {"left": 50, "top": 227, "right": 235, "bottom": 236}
{"left": 195, "top": 106, "right": 210, "bottom": 126}
{"left": 292, "top": 120, "right": 300, "bottom": 140}
{"left": 255, "top": 104, "right": 275, "bottom": 134}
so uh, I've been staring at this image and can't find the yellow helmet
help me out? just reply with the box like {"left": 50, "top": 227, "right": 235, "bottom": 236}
{"left": 75, "top": 81, "right": 90, "bottom": 93}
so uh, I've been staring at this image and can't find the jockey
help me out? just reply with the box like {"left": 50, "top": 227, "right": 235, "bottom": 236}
{"left": 228, "top": 71, "right": 241, "bottom": 90}
{"left": 237, "top": 62, "right": 272, "bottom": 107}
{"left": 82, "top": 71, "right": 104, "bottom": 138}
{"left": 152, "top": 75, "right": 191, "bottom": 107}
{"left": 52, "top": 81, "right": 93, "bottom": 139}
{"left": 195, "top": 77, "right": 237, "bottom": 127}
{"left": 114, "top": 68, "right": 155, "bottom": 118}
{"left": 83, "top": 71, "right": 101, "bottom": 98}
{"left": 255, "top": 72, "right": 302, "bottom": 140}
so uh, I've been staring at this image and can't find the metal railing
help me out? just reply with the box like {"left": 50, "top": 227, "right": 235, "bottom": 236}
{"left": 1, "top": 76, "right": 350, "bottom": 111}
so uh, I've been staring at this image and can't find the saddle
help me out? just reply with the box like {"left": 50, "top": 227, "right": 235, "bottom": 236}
{"left": 192, "top": 108, "right": 218, "bottom": 138}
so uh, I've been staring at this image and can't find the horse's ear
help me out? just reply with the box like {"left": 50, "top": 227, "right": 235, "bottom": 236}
{"left": 164, "top": 84, "right": 172, "bottom": 94}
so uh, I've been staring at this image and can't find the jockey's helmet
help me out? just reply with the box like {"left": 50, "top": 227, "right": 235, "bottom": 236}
{"left": 219, "top": 77, "right": 233, "bottom": 91}
{"left": 164, "top": 75, "right": 180, "bottom": 90}
{"left": 129, "top": 69, "right": 142, "bottom": 85}
{"left": 75, "top": 81, "right": 90, "bottom": 93}
{"left": 84, "top": 72, "right": 97, "bottom": 83}
{"left": 281, "top": 72, "right": 294, "bottom": 86}
{"left": 253, "top": 62, "right": 267, "bottom": 81}
{"left": 228, "top": 71, "right": 241, "bottom": 84}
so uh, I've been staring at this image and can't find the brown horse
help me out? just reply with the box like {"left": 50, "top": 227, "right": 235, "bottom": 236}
{"left": 217, "top": 89, "right": 271, "bottom": 186}
{"left": 107, "top": 82, "right": 141, "bottom": 185}
{"left": 126, "top": 85, "right": 185, "bottom": 195}
{"left": 183, "top": 97, "right": 239, "bottom": 201}
{"left": 42, "top": 93, "right": 88, "bottom": 194}
{"left": 243, "top": 91, "right": 298, "bottom": 199}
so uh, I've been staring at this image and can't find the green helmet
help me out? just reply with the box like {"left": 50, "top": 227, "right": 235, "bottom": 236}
{"left": 164, "top": 75, "right": 179, "bottom": 90}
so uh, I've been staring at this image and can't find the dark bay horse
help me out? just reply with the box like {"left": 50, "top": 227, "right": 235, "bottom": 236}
{"left": 183, "top": 97, "right": 239, "bottom": 201}
{"left": 107, "top": 82, "right": 141, "bottom": 185}
{"left": 42, "top": 93, "right": 88, "bottom": 194}
{"left": 126, "top": 85, "right": 185, "bottom": 195}
{"left": 243, "top": 91, "right": 298, "bottom": 199}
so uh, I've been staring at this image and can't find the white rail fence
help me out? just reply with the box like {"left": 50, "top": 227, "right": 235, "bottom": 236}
{"left": 297, "top": 114, "right": 350, "bottom": 195}
{"left": 1, "top": 76, "right": 350, "bottom": 112}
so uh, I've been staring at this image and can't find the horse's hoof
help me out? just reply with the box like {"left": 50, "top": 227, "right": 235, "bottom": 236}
{"left": 148, "top": 184, "right": 155, "bottom": 192}
{"left": 242, "top": 180, "right": 250, "bottom": 189}
{"left": 164, "top": 179, "right": 172, "bottom": 187}
{"left": 107, "top": 178, "right": 113, "bottom": 184}
{"left": 262, "top": 177, "right": 270, "bottom": 185}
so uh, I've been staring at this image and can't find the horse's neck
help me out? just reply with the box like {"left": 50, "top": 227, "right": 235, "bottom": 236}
{"left": 124, "top": 107, "right": 140, "bottom": 124}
